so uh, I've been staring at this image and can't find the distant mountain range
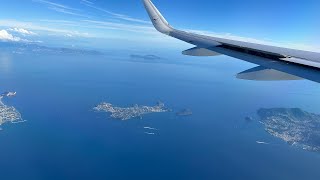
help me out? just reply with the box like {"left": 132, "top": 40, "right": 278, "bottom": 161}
{"left": 0, "top": 41, "right": 104, "bottom": 56}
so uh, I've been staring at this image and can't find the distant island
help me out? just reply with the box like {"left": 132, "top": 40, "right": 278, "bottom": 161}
{"left": 176, "top": 109, "right": 193, "bottom": 116}
{"left": 0, "top": 92, "right": 23, "bottom": 129}
{"left": 257, "top": 108, "right": 320, "bottom": 152}
{"left": 130, "top": 54, "right": 162, "bottom": 60}
{"left": 94, "top": 101, "right": 169, "bottom": 120}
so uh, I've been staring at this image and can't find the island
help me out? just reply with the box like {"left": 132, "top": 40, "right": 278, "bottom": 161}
{"left": 176, "top": 109, "right": 193, "bottom": 116}
{"left": 93, "top": 101, "right": 169, "bottom": 120}
{"left": 130, "top": 54, "right": 162, "bottom": 60}
{"left": 245, "top": 116, "right": 254, "bottom": 123}
{"left": 257, "top": 108, "right": 320, "bottom": 152}
{"left": 0, "top": 92, "right": 23, "bottom": 128}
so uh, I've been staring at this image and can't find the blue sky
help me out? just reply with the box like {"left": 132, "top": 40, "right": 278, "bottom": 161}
{"left": 0, "top": 0, "right": 319, "bottom": 51}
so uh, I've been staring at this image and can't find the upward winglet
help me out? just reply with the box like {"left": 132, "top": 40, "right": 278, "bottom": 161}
{"left": 143, "top": 0, "right": 173, "bottom": 35}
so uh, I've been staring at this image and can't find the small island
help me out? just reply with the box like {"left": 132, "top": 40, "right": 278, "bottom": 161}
{"left": 130, "top": 54, "right": 162, "bottom": 60}
{"left": 94, "top": 101, "right": 169, "bottom": 120}
{"left": 176, "top": 109, "right": 193, "bottom": 116}
{"left": 257, "top": 108, "right": 320, "bottom": 152}
{"left": 0, "top": 92, "right": 23, "bottom": 128}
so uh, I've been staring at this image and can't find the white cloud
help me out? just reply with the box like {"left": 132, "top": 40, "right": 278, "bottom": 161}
{"left": 81, "top": 20, "right": 155, "bottom": 34}
{"left": 81, "top": 0, "right": 93, "bottom": 4}
{"left": 0, "top": 19, "right": 93, "bottom": 38}
{"left": 9, "top": 27, "right": 36, "bottom": 35}
{"left": 0, "top": 29, "right": 41, "bottom": 43}
{"left": 33, "top": 0, "right": 78, "bottom": 11}
{"left": 0, "top": 30, "right": 21, "bottom": 42}
{"left": 113, "top": 14, "right": 152, "bottom": 24}
{"left": 33, "top": 0, "right": 151, "bottom": 26}
{"left": 48, "top": 6, "right": 89, "bottom": 18}
{"left": 33, "top": 0, "right": 89, "bottom": 18}
{"left": 80, "top": 2, "right": 151, "bottom": 24}
{"left": 0, "top": 19, "right": 155, "bottom": 38}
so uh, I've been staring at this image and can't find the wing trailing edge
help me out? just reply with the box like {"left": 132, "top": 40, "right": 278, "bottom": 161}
{"left": 182, "top": 47, "right": 221, "bottom": 56}
{"left": 237, "top": 66, "right": 302, "bottom": 81}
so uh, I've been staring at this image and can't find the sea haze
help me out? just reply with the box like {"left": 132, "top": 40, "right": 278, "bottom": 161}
{"left": 0, "top": 45, "right": 320, "bottom": 180}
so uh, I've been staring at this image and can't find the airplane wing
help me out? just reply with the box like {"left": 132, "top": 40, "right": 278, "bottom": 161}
{"left": 236, "top": 66, "right": 302, "bottom": 81}
{"left": 142, "top": 0, "right": 320, "bottom": 72}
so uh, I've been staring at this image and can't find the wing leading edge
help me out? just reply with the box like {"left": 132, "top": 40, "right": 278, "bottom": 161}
{"left": 143, "top": 0, "right": 320, "bottom": 70}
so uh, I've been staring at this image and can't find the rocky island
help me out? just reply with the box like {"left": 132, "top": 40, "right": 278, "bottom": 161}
{"left": 94, "top": 101, "right": 169, "bottom": 120}
{"left": 0, "top": 92, "right": 23, "bottom": 129}
{"left": 176, "top": 109, "right": 193, "bottom": 116}
{"left": 257, "top": 108, "right": 320, "bottom": 152}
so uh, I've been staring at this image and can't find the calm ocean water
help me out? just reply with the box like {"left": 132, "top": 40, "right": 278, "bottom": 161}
{"left": 0, "top": 49, "right": 320, "bottom": 180}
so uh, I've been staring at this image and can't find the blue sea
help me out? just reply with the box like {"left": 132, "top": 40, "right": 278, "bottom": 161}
{"left": 0, "top": 45, "right": 320, "bottom": 180}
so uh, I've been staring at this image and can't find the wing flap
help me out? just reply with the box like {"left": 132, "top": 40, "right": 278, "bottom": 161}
{"left": 237, "top": 66, "right": 302, "bottom": 81}
{"left": 182, "top": 47, "right": 221, "bottom": 56}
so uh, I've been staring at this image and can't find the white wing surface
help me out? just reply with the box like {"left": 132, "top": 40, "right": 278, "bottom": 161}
{"left": 143, "top": 0, "right": 320, "bottom": 70}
